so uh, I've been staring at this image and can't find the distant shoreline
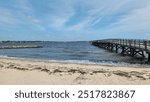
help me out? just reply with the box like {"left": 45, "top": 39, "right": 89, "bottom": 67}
{"left": 0, "top": 41, "right": 90, "bottom": 43}
{"left": 0, "top": 45, "right": 43, "bottom": 49}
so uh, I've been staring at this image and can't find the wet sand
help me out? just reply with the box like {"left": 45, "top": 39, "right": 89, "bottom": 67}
{"left": 0, "top": 57, "right": 150, "bottom": 85}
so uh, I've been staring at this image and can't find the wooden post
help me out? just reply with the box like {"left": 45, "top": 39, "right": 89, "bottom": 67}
{"left": 144, "top": 41, "right": 147, "bottom": 50}
{"left": 130, "top": 48, "right": 134, "bottom": 57}
{"left": 129, "top": 40, "right": 131, "bottom": 47}
{"left": 111, "top": 44, "right": 113, "bottom": 51}
{"left": 106, "top": 43, "right": 109, "bottom": 50}
{"left": 115, "top": 45, "right": 118, "bottom": 53}
{"left": 139, "top": 40, "right": 140, "bottom": 48}
{"left": 141, "top": 51, "right": 145, "bottom": 58}
{"left": 148, "top": 53, "right": 150, "bottom": 62}
{"left": 134, "top": 40, "right": 136, "bottom": 47}
{"left": 121, "top": 46, "right": 125, "bottom": 54}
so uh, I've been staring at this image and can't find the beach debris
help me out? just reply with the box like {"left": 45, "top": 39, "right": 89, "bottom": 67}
{"left": 92, "top": 70, "right": 107, "bottom": 74}
{"left": 1, "top": 60, "right": 150, "bottom": 81}
{"left": 113, "top": 71, "right": 131, "bottom": 78}
{"left": 41, "top": 68, "right": 50, "bottom": 72}
{"left": 53, "top": 69, "right": 63, "bottom": 73}
{"left": 0, "top": 64, "right": 4, "bottom": 68}
{"left": 68, "top": 69, "right": 87, "bottom": 75}
{"left": 33, "top": 67, "right": 43, "bottom": 70}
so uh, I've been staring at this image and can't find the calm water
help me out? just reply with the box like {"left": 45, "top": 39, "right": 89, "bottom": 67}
{"left": 0, "top": 41, "right": 148, "bottom": 66}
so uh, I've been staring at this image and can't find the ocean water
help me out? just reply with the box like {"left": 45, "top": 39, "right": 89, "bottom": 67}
{"left": 0, "top": 41, "right": 148, "bottom": 66}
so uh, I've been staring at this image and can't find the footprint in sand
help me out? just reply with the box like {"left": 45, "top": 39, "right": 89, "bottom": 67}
{"left": 73, "top": 74, "right": 89, "bottom": 84}
{"left": 104, "top": 72, "right": 112, "bottom": 77}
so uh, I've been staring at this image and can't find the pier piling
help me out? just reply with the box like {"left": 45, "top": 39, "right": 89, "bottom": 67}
{"left": 148, "top": 53, "right": 150, "bottom": 62}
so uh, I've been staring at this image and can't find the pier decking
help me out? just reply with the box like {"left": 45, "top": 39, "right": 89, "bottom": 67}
{"left": 92, "top": 39, "right": 150, "bottom": 62}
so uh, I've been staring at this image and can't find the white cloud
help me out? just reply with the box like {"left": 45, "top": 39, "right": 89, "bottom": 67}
{"left": 102, "top": 4, "right": 150, "bottom": 35}
{"left": 44, "top": 0, "right": 75, "bottom": 29}
{"left": 65, "top": 0, "right": 135, "bottom": 31}
{"left": 63, "top": 0, "right": 150, "bottom": 39}
{"left": 0, "top": 8, "right": 19, "bottom": 28}
{"left": 13, "top": 0, "right": 33, "bottom": 13}
{"left": 27, "top": 16, "right": 41, "bottom": 24}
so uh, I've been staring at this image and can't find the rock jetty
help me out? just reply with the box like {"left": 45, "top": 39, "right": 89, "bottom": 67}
{"left": 0, "top": 46, "right": 43, "bottom": 49}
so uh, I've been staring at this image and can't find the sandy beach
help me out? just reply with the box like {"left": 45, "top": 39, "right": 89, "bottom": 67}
{"left": 0, "top": 57, "right": 150, "bottom": 85}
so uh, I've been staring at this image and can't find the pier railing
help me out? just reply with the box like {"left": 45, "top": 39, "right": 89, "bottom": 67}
{"left": 94, "top": 39, "right": 150, "bottom": 52}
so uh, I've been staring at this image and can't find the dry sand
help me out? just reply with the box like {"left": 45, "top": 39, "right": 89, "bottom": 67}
{"left": 0, "top": 57, "right": 150, "bottom": 85}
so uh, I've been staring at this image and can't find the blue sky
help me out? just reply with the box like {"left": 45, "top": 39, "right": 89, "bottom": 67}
{"left": 0, "top": 0, "right": 150, "bottom": 41}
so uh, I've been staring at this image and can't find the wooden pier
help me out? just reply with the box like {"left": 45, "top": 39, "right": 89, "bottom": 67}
{"left": 91, "top": 39, "right": 150, "bottom": 62}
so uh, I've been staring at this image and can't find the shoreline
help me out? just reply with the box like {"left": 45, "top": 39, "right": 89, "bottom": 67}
{"left": 0, "top": 56, "right": 149, "bottom": 68}
{"left": 0, "top": 57, "right": 150, "bottom": 85}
